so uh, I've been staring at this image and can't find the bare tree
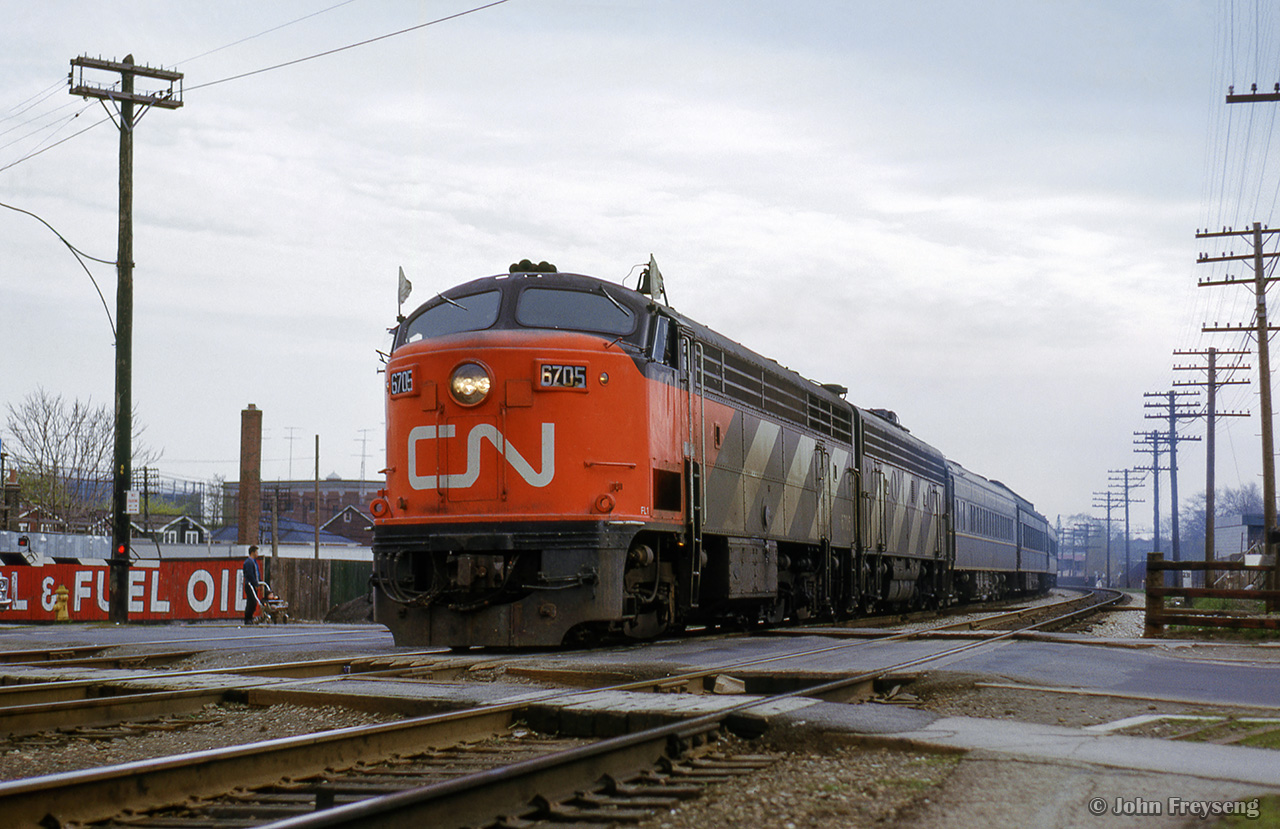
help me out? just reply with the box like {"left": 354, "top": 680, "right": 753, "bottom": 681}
{"left": 3, "top": 387, "right": 159, "bottom": 530}
{"left": 1181, "top": 483, "right": 1265, "bottom": 546}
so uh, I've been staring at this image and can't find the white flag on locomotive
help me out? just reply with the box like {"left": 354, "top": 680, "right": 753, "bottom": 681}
{"left": 397, "top": 266, "right": 413, "bottom": 306}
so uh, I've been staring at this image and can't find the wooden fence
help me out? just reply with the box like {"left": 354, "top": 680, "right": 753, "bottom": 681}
{"left": 260, "top": 557, "right": 372, "bottom": 622}
{"left": 1144, "top": 552, "right": 1280, "bottom": 636}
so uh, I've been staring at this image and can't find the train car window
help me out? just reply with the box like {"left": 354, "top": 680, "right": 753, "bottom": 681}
{"left": 516, "top": 288, "right": 635, "bottom": 335}
{"left": 400, "top": 290, "right": 502, "bottom": 345}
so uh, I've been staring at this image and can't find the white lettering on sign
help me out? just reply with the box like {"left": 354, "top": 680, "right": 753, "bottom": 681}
{"left": 41, "top": 576, "right": 55, "bottom": 612}
{"left": 5, "top": 573, "right": 27, "bottom": 611}
{"left": 128, "top": 569, "right": 147, "bottom": 613}
{"left": 408, "top": 423, "right": 555, "bottom": 491}
{"left": 95, "top": 570, "right": 109, "bottom": 612}
{"left": 188, "top": 569, "right": 215, "bottom": 613}
{"left": 150, "top": 570, "right": 171, "bottom": 613}
{"left": 74, "top": 570, "right": 94, "bottom": 612}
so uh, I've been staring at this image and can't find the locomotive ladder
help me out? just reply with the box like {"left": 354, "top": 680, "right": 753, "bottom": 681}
{"left": 683, "top": 336, "right": 706, "bottom": 608}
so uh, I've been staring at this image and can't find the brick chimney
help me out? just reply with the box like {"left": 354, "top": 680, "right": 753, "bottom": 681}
{"left": 237, "top": 404, "right": 263, "bottom": 545}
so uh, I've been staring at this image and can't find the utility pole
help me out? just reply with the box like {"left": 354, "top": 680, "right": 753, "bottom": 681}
{"left": 1107, "top": 468, "right": 1145, "bottom": 589}
{"left": 1173, "top": 347, "right": 1251, "bottom": 585}
{"left": 314, "top": 435, "right": 321, "bottom": 561}
{"left": 285, "top": 426, "right": 300, "bottom": 480}
{"left": 1133, "top": 430, "right": 1169, "bottom": 556}
{"left": 1196, "top": 222, "right": 1280, "bottom": 596}
{"left": 70, "top": 55, "right": 182, "bottom": 623}
{"left": 354, "top": 428, "right": 374, "bottom": 500}
{"left": 1070, "top": 523, "right": 1094, "bottom": 585}
{"left": 1091, "top": 489, "right": 1117, "bottom": 587}
{"left": 1143, "top": 391, "right": 1202, "bottom": 563}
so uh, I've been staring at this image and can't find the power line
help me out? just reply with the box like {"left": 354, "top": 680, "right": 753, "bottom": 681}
{"left": 0, "top": 1, "right": 513, "bottom": 176}
{"left": 0, "top": 114, "right": 111, "bottom": 174}
{"left": 172, "top": 0, "right": 362, "bottom": 67}
{"left": 186, "top": 0, "right": 513, "bottom": 93}
{"left": 0, "top": 198, "right": 116, "bottom": 335}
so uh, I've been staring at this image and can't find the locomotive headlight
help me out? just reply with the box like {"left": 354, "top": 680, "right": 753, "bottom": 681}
{"left": 449, "top": 362, "right": 492, "bottom": 406}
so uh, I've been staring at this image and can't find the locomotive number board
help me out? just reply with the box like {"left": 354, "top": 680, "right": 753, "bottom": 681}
{"left": 540, "top": 363, "right": 587, "bottom": 389}
{"left": 389, "top": 368, "right": 414, "bottom": 396}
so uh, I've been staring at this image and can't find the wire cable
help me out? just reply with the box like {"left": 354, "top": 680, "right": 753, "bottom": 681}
{"left": 0, "top": 114, "right": 111, "bottom": 174}
{"left": 172, "top": 0, "right": 362, "bottom": 67}
{"left": 0, "top": 199, "right": 116, "bottom": 336}
{"left": 185, "top": 0, "right": 512, "bottom": 92}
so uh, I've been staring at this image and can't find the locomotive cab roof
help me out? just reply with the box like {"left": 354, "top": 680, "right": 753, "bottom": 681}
{"left": 394, "top": 270, "right": 658, "bottom": 353}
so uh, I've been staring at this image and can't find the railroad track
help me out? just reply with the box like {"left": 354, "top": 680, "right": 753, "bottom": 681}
{"left": 0, "top": 591, "right": 1103, "bottom": 739}
{"left": 0, "top": 587, "right": 1124, "bottom": 827}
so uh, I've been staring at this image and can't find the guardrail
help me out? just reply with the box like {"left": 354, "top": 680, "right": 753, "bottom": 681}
{"left": 1144, "top": 552, "right": 1280, "bottom": 636}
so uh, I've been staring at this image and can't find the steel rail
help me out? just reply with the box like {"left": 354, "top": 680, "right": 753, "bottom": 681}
{"left": 928, "top": 589, "right": 1115, "bottom": 632}
{"left": 255, "top": 588, "right": 1125, "bottom": 828}
{"left": 0, "top": 704, "right": 521, "bottom": 826}
{"left": 0, "top": 685, "right": 229, "bottom": 737}
{"left": 0, "top": 588, "right": 1122, "bottom": 826}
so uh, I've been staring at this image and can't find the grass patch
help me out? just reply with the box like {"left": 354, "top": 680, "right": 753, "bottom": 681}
{"left": 1217, "top": 794, "right": 1280, "bottom": 827}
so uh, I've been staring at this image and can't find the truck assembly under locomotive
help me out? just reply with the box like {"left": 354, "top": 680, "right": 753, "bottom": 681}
{"left": 370, "top": 258, "right": 1055, "bottom": 647}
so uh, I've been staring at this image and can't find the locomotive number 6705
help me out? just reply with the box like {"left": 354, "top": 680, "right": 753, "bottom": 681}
{"left": 540, "top": 363, "right": 586, "bottom": 388}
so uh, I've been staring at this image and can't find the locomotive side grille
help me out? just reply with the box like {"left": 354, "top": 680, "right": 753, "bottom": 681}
{"left": 862, "top": 419, "right": 947, "bottom": 482}
{"left": 699, "top": 342, "right": 854, "bottom": 444}
{"left": 808, "top": 394, "right": 854, "bottom": 443}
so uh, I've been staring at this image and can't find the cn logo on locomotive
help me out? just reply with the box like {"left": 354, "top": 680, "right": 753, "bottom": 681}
{"left": 407, "top": 422, "right": 555, "bottom": 490}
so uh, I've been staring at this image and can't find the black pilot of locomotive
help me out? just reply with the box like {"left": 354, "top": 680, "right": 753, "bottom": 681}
{"left": 369, "top": 258, "right": 1054, "bottom": 647}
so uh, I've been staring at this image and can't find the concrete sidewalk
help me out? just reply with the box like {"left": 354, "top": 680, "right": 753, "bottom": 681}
{"left": 771, "top": 702, "right": 1280, "bottom": 787}
{"left": 762, "top": 703, "right": 1280, "bottom": 827}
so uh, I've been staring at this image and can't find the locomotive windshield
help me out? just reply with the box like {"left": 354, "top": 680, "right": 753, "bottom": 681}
{"left": 515, "top": 287, "right": 635, "bottom": 335}
{"left": 399, "top": 289, "right": 501, "bottom": 345}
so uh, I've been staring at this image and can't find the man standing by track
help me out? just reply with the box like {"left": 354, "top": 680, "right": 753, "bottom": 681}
{"left": 243, "top": 545, "right": 262, "bottom": 625}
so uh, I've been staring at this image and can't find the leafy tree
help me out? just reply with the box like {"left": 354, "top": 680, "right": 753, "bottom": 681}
{"left": 2, "top": 387, "right": 158, "bottom": 530}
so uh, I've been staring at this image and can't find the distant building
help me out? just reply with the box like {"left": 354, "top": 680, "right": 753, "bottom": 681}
{"left": 212, "top": 516, "right": 356, "bottom": 546}
{"left": 223, "top": 475, "right": 378, "bottom": 544}
{"left": 155, "top": 515, "right": 214, "bottom": 545}
{"left": 1214, "top": 513, "right": 1264, "bottom": 560}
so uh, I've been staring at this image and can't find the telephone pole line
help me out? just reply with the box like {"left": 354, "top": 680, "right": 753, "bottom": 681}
{"left": 1172, "top": 348, "right": 1251, "bottom": 580}
{"left": 1143, "top": 391, "right": 1202, "bottom": 562}
{"left": 1091, "top": 489, "right": 1117, "bottom": 587}
{"left": 1107, "top": 468, "right": 1145, "bottom": 589}
{"left": 70, "top": 55, "right": 182, "bottom": 623}
{"left": 1133, "top": 430, "right": 1171, "bottom": 556}
{"left": 1196, "top": 222, "right": 1280, "bottom": 594}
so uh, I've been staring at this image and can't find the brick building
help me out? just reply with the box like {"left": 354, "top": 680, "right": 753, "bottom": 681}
{"left": 223, "top": 475, "right": 378, "bottom": 544}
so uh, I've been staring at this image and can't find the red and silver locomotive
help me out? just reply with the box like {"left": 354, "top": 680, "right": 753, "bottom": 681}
{"left": 370, "top": 259, "right": 1054, "bottom": 647}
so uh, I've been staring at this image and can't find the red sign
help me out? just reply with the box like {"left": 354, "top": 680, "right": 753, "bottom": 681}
{"left": 0, "top": 560, "right": 251, "bottom": 622}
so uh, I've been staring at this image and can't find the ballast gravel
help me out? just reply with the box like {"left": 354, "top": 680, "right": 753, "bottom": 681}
{"left": 0, "top": 702, "right": 399, "bottom": 781}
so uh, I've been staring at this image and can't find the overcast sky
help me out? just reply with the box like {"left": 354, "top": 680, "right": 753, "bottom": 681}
{"left": 1, "top": 1, "right": 1273, "bottom": 536}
